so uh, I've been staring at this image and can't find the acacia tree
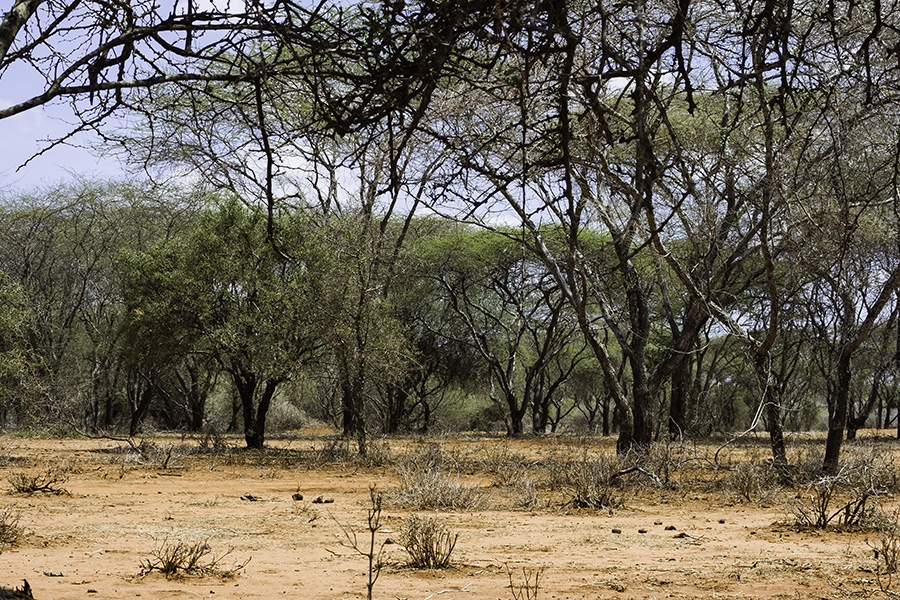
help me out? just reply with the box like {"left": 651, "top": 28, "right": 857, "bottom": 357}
{"left": 120, "top": 197, "right": 322, "bottom": 448}
{"left": 785, "top": 100, "right": 900, "bottom": 471}
{"left": 407, "top": 2, "right": 776, "bottom": 453}
{"left": 0, "top": 182, "right": 197, "bottom": 430}
{"left": 416, "top": 226, "right": 586, "bottom": 436}
{"left": 8, "top": 0, "right": 900, "bottom": 467}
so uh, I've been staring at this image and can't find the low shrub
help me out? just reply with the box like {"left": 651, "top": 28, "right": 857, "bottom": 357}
{"left": 139, "top": 537, "right": 245, "bottom": 579}
{"left": 400, "top": 515, "right": 458, "bottom": 569}
{"left": 0, "top": 508, "right": 22, "bottom": 552}
{"left": 792, "top": 463, "right": 889, "bottom": 529}
{"left": 8, "top": 466, "right": 69, "bottom": 496}
{"left": 557, "top": 457, "right": 623, "bottom": 511}
{"left": 392, "top": 466, "right": 486, "bottom": 511}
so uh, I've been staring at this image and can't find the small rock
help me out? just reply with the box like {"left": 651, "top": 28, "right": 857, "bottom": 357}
{"left": 638, "top": 529, "right": 648, "bottom": 534}
{"left": 718, "top": 518, "right": 725, "bottom": 524}
{"left": 87, "top": 589, "right": 98, "bottom": 594}
{"left": 611, "top": 528, "right": 622, "bottom": 534}
{"left": 312, "top": 495, "right": 334, "bottom": 504}
{"left": 674, "top": 532, "right": 688, "bottom": 538}
{"left": 44, "top": 570, "right": 67, "bottom": 577}
{"left": 291, "top": 493, "right": 304, "bottom": 501}
{"left": 665, "top": 525, "right": 677, "bottom": 531}
{"left": 384, "top": 537, "right": 395, "bottom": 545}
{"left": 241, "top": 494, "right": 260, "bottom": 502}
{"left": 654, "top": 521, "right": 663, "bottom": 525}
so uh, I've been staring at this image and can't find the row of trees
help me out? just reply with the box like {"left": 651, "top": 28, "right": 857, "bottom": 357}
{"left": 3, "top": 0, "right": 900, "bottom": 470}
{"left": 0, "top": 181, "right": 898, "bottom": 458}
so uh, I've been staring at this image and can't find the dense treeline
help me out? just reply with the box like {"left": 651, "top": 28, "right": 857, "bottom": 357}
{"left": 4, "top": 0, "right": 900, "bottom": 471}
{"left": 0, "top": 180, "right": 897, "bottom": 458}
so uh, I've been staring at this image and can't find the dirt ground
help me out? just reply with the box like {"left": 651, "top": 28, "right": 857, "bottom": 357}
{"left": 0, "top": 432, "right": 894, "bottom": 600}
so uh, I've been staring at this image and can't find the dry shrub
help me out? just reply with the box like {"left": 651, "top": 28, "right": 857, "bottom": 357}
{"left": 792, "top": 462, "right": 890, "bottom": 529}
{"left": 872, "top": 528, "right": 900, "bottom": 576}
{"left": 476, "top": 442, "right": 532, "bottom": 487}
{"left": 543, "top": 451, "right": 624, "bottom": 511}
{"left": 506, "top": 564, "right": 545, "bottom": 600}
{"left": 8, "top": 465, "right": 70, "bottom": 496}
{"left": 139, "top": 537, "right": 245, "bottom": 579}
{"left": 311, "top": 439, "right": 355, "bottom": 466}
{"left": 567, "top": 458, "right": 623, "bottom": 511}
{"left": 400, "top": 440, "right": 460, "bottom": 472}
{"left": 470, "top": 443, "right": 544, "bottom": 509}
{"left": 510, "top": 475, "right": 543, "bottom": 510}
{"left": 392, "top": 466, "right": 486, "bottom": 511}
{"left": 400, "top": 515, "right": 458, "bottom": 569}
{"left": 196, "top": 428, "right": 230, "bottom": 454}
{"left": 865, "top": 509, "right": 900, "bottom": 594}
{"left": 631, "top": 440, "right": 697, "bottom": 488}
{"left": 723, "top": 461, "right": 780, "bottom": 504}
{"left": 391, "top": 441, "right": 484, "bottom": 510}
{"left": 357, "top": 438, "right": 392, "bottom": 467}
{"left": 333, "top": 486, "right": 386, "bottom": 600}
{"left": 0, "top": 508, "right": 21, "bottom": 552}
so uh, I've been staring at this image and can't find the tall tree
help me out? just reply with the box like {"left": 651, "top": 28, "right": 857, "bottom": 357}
{"left": 416, "top": 226, "right": 586, "bottom": 436}
{"left": 120, "top": 197, "right": 322, "bottom": 447}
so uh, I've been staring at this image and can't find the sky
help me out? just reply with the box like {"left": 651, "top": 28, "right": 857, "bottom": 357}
{"left": 0, "top": 0, "right": 242, "bottom": 194}
{"left": 0, "top": 55, "right": 130, "bottom": 193}
{"left": 0, "top": 104, "right": 128, "bottom": 192}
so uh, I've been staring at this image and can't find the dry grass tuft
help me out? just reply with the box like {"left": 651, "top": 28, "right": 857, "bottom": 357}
{"left": 399, "top": 514, "right": 458, "bottom": 569}
{"left": 0, "top": 508, "right": 22, "bottom": 552}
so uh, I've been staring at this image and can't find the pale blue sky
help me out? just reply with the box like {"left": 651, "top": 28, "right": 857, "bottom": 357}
{"left": 0, "top": 105, "right": 127, "bottom": 192}
{"left": 1, "top": 58, "right": 129, "bottom": 192}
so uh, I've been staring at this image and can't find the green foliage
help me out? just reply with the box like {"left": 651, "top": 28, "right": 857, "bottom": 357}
{"left": 119, "top": 196, "right": 323, "bottom": 447}
{"left": 0, "top": 271, "right": 42, "bottom": 425}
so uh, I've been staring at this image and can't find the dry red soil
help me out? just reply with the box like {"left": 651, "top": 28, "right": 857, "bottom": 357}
{"left": 0, "top": 433, "right": 893, "bottom": 600}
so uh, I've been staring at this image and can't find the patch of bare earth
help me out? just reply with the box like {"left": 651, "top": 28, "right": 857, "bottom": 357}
{"left": 0, "top": 434, "right": 890, "bottom": 599}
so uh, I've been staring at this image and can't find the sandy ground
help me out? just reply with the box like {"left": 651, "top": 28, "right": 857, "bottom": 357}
{"left": 0, "top": 434, "right": 891, "bottom": 600}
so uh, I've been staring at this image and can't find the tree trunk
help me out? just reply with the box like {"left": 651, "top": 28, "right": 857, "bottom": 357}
{"left": 823, "top": 351, "right": 852, "bottom": 474}
{"left": 668, "top": 359, "right": 689, "bottom": 439}
{"left": 754, "top": 355, "right": 787, "bottom": 467}
{"left": 341, "top": 377, "right": 367, "bottom": 456}
{"left": 602, "top": 393, "right": 610, "bottom": 437}
{"left": 246, "top": 379, "right": 277, "bottom": 449}
{"left": 507, "top": 391, "right": 527, "bottom": 436}
{"left": 234, "top": 371, "right": 258, "bottom": 447}
{"left": 631, "top": 373, "right": 652, "bottom": 447}
{"left": 129, "top": 385, "right": 154, "bottom": 437}
{"left": 532, "top": 392, "right": 550, "bottom": 435}
{"left": 232, "top": 368, "right": 277, "bottom": 450}
{"left": 382, "top": 383, "right": 407, "bottom": 435}
{"left": 128, "top": 371, "right": 155, "bottom": 436}
{"left": 847, "top": 369, "right": 882, "bottom": 440}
